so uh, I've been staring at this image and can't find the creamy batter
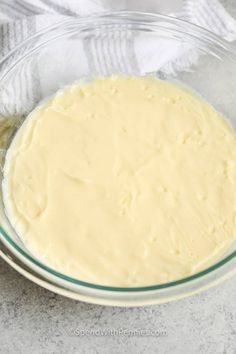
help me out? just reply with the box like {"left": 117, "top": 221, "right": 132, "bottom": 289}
{"left": 3, "top": 76, "right": 236, "bottom": 286}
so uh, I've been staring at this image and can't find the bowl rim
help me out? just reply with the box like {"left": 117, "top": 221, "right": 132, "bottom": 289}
{"left": 0, "top": 10, "right": 235, "bottom": 70}
{"left": 1, "top": 10, "right": 236, "bottom": 294}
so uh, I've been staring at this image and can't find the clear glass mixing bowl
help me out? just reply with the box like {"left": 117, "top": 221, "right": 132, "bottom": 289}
{"left": 0, "top": 11, "right": 236, "bottom": 306}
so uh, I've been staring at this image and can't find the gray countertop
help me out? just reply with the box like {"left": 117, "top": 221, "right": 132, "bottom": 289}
{"left": 1, "top": 255, "right": 236, "bottom": 354}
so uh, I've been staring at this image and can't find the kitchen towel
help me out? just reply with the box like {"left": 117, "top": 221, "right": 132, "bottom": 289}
{"left": 1, "top": 0, "right": 236, "bottom": 60}
{"left": 0, "top": 0, "right": 236, "bottom": 109}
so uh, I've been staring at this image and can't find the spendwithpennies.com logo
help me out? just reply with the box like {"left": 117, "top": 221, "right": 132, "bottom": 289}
{"left": 70, "top": 328, "right": 167, "bottom": 337}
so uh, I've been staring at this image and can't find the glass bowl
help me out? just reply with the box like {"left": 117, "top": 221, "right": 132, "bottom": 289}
{"left": 0, "top": 11, "right": 236, "bottom": 306}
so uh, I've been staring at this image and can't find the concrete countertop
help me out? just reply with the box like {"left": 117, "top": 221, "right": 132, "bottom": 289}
{"left": 1, "top": 256, "right": 236, "bottom": 353}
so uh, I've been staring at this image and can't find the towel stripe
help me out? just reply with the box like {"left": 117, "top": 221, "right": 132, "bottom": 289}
{"left": 40, "top": 0, "right": 77, "bottom": 16}
{"left": 15, "top": 0, "right": 43, "bottom": 15}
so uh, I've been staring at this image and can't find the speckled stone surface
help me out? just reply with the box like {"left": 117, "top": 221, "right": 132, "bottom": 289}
{"left": 1, "top": 256, "right": 236, "bottom": 354}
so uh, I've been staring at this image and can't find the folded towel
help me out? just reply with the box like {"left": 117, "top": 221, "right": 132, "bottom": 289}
{"left": 0, "top": 0, "right": 235, "bottom": 114}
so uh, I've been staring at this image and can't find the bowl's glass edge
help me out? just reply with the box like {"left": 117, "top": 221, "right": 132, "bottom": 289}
{"left": 0, "top": 11, "right": 236, "bottom": 297}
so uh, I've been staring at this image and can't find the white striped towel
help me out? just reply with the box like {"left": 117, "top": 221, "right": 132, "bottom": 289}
{"left": 0, "top": 0, "right": 236, "bottom": 115}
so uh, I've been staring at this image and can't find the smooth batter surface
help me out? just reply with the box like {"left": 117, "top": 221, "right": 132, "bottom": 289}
{"left": 3, "top": 76, "right": 236, "bottom": 286}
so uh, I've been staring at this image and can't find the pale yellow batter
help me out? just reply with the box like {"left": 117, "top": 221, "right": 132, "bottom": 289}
{"left": 3, "top": 76, "right": 236, "bottom": 286}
